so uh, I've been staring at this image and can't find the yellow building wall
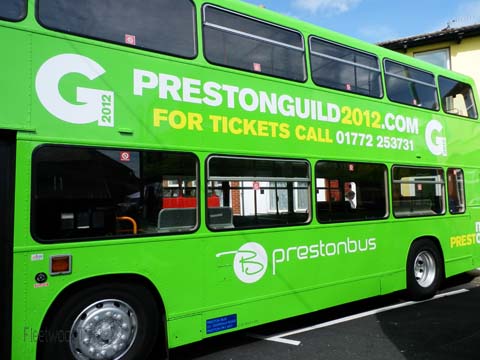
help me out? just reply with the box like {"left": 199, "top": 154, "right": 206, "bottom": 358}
{"left": 403, "top": 36, "right": 480, "bottom": 90}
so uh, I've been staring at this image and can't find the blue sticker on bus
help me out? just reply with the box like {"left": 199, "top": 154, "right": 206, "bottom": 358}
{"left": 206, "top": 314, "right": 237, "bottom": 334}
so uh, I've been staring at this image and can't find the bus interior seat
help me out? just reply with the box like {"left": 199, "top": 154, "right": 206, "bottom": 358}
{"left": 207, "top": 207, "right": 234, "bottom": 229}
{"left": 157, "top": 208, "right": 196, "bottom": 232}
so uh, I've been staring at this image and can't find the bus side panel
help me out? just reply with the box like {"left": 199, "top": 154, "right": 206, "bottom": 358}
{"left": 0, "top": 26, "right": 31, "bottom": 131}
{"left": 0, "top": 132, "right": 16, "bottom": 360}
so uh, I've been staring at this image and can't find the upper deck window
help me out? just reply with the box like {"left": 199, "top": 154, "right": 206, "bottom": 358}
{"left": 439, "top": 76, "right": 478, "bottom": 119}
{"left": 310, "top": 38, "right": 382, "bottom": 98}
{"left": 37, "top": 0, "right": 196, "bottom": 58}
{"left": 0, "top": 0, "right": 26, "bottom": 21}
{"left": 385, "top": 60, "right": 439, "bottom": 110}
{"left": 203, "top": 5, "right": 306, "bottom": 82}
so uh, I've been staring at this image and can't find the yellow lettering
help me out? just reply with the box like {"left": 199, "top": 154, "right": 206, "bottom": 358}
{"left": 295, "top": 125, "right": 306, "bottom": 141}
{"left": 243, "top": 119, "right": 258, "bottom": 136}
{"left": 168, "top": 110, "right": 187, "bottom": 129}
{"left": 188, "top": 112, "right": 204, "bottom": 131}
{"left": 209, "top": 115, "right": 222, "bottom": 133}
{"left": 279, "top": 123, "right": 290, "bottom": 139}
{"left": 229, "top": 117, "right": 243, "bottom": 135}
{"left": 153, "top": 108, "right": 168, "bottom": 127}
{"left": 450, "top": 233, "right": 477, "bottom": 248}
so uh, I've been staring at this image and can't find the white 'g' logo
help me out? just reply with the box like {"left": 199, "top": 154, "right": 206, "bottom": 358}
{"left": 425, "top": 120, "right": 447, "bottom": 156}
{"left": 217, "top": 242, "right": 268, "bottom": 284}
{"left": 35, "top": 54, "right": 114, "bottom": 127}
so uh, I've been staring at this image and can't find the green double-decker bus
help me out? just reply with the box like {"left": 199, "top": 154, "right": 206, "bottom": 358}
{"left": 1, "top": 0, "right": 480, "bottom": 358}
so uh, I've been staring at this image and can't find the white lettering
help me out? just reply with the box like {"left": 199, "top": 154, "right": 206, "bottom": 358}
{"left": 425, "top": 120, "right": 447, "bottom": 156}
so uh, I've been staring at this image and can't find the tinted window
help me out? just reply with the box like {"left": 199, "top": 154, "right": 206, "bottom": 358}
{"left": 0, "top": 0, "right": 26, "bottom": 21}
{"left": 310, "top": 38, "right": 382, "bottom": 98}
{"left": 392, "top": 166, "right": 445, "bottom": 218}
{"left": 38, "top": 0, "right": 196, "bottom": 58}
{"left": 32, "top": 146, "right": 198, "bottom": 241}
{"left": 439, "top": 76, "right": 478, "bottom": 119}
{"left": 203, "top": 5, "right": 306, "bottom": 82}
{"left": 207, "top": 156, "right": 310, "bottom": 230}
{"left": 315, "top": 161, "right": 388, "bottom": 223}
{"left": 385, "top": 60, "right": 438, "bottom": 110}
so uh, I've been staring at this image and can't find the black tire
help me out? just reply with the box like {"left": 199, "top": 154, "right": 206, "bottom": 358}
{"left": 37, "top": 282, "right": 160, "bottom": 360}
{"left": 405, "top": 239, "right": 444, "bottom": 301}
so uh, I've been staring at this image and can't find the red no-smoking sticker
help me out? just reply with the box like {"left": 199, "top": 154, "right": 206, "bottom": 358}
{"left": 120, "top": 152, "right": 131, "bottom": 162}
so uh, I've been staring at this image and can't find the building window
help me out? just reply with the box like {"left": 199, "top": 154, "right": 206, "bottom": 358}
{"left": 384, "top": 60, "right": 439, "bottom": 110}
{"left": 439, "top": 76, "right": 478, "bottom": 119}
{"left": 32, "top": 146, "right": 198, "bottom": 241}
{"left": 392, "top": 166, "right": 445, "bottom": 218}
{"left": 310, "top": 37, "right": 382, "bottom": 98}
{"left": 206, "top": 156, "right": 310, "bottom": 230}
{"left": 315, "top": 161, "right": 388, "bottom": 223}
{"left": 38, "top": 0, "right": 197, "bottom": 58}
{"left": 414, "top": 48, "right": 450, "bottom": 69}
{"left": 203, "top": 5, "right": 306, "bottom": 82}
{"left": 0, "top": 0, "right": 26, "bottom": 21}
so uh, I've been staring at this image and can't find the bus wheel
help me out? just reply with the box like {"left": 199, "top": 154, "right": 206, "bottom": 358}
{"left": 38, "top": 282, "right": 160, "bottom": 360}
{"left": 405, "top": 239, "right": 443, "bottom": 301}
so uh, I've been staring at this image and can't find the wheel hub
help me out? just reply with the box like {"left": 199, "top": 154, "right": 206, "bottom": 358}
{"left": 70, "top": 299, "right": 137, "bottom": 360}
{"left": 414, "top": 250, "right": 436, "bottom": 288}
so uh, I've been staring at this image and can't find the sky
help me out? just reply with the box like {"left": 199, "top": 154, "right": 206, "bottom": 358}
{"left": 242, "top": 0, "right": 480, "bottom": 44}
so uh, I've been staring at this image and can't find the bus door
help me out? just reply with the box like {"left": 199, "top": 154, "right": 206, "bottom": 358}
{"left": 0, "top": 131, "right": 16, "bottom": 359}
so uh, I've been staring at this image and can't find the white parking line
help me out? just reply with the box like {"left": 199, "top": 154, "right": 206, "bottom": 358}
{"left": 251, "top": 289, "right": 469, "bottom": 346}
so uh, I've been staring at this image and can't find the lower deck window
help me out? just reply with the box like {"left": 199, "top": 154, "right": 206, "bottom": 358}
{"left": 447, "top": 168, "right": 466, "bottom": 214}
{"left": 32, "top": 146, "right": 198, "bottom": 241}
{"left": 392, "top": 166, "right": 445, "bottom": 217}
{"left": 206, "top": 156, "right": 310, "bottom": 230}
{"left": 315, "top": 161, "right": 388, "bottom": 222}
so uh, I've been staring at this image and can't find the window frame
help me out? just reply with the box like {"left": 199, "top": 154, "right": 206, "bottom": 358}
{"left": 31, "top": 144, "right": 200, "bottom": 243}
{"left": 315, "top": 160, "right": 389, "bottom": 223}
{"left": 205, "top": 155, "right": 311, "bottom": 231}
{"left": 438, "top": 75, "right": 478, "bottom": 120}
{"left": 391, "top": 165, "right": 446, "bottom": 219}
{"left": 309, "top": 36, "right": 383, "bottom": 99}
{"left": 202, "top": 4, "right": 307, "bottom": 82}
{"left": 413, "top": 48, "right": 451, "bottom": 69}
{"left": 447, "top": 168, "right": 466, "bottom": 215}
{"left": 384, "top": 59, "right": 440, "bottom": 111}
{"left": 36, "top": 0, "right": 198, "bottom": 59}
{"left": 0, "top": 0, "right": 27, "bottom": 22}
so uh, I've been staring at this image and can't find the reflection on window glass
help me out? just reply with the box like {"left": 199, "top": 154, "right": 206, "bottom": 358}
{"left": 0, "top": 0, "right": 26, "bottom": 21}
{"left": 447, "top": 168, "right": 466, "bottom": 214}
{"left": 315, "top": 161, "right": 387, "bottom": 223}
{"left": 414, "top": 48, "right": 450, "bottom": 69}
{"left": 310, "top": 38, "right": 382, "bottom": 98}
{"left": 206, "top": 156, "right": 310, "bottom": 230}
{"left": 392, "top": 167, "right": 445, "bottom": 217}
{"left": 38, "top": 0, "right": 196, "bottom": 58}
{"left": 439, "top": 76, "right": 477, "bottom": 119}
{"left": 203, "top": 5, "right": 306, "bottom": 81}
{"left": 32, "top": 146, "right": 198, "bottom": 241}
{"left": 385, "top": 60, "right": 438, "bottom": 110}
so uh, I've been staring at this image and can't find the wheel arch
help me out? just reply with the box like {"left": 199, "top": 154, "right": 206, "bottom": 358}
{"left": 408, "top": 235, "right": 445, "bottom": 275}
{"left": 37, "top": 273, "right": 169, "bottom": 359}
{"left": 405, "top": 235, "right": 446, "bottom": 301}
